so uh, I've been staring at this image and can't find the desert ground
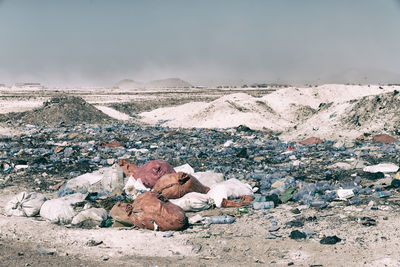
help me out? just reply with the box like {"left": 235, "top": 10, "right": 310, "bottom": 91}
{"left": 1, "top": 84, "right": 400, "bottom": 266}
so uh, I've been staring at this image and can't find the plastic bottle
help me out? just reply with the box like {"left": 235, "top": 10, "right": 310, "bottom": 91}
{"left": 372, "top": 191, "right": 393, "bottom": 198}
{"left": 204, "top": 216, "right": 236, "bottom": 224}
{"left": 253, "top": 201, "right": 275, "bottom": 210}
{"left": 310, "top": 200, "right": 327, "bottom": 208}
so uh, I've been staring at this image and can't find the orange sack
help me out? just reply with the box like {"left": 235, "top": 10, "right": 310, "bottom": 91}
{"left": 153, "top": 172, "right": 210, "bottom": 199}
{"left": 109, "top": 201, "right": 134, "bottom": 226}
{"left": 118, "top": 159, "right": 139, "bottom": 178}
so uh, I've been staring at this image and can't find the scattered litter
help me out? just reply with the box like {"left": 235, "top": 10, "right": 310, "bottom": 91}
{"left": 34, "top": 244, "right": 55, "bottom": 255}
{"left": 363, "top": 163, "right": 399, "bottom": 173}
{"left": 204, "top": 216, "right": 236, "bottom": 224}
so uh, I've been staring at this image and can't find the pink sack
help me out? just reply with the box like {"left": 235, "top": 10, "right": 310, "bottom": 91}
{"left": 133, "top": 160, "right": 175, "bottom": 188}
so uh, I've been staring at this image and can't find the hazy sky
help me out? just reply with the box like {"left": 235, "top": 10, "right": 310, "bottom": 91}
{"left": 0, "top": 0, "right": 400, "bottom": 86}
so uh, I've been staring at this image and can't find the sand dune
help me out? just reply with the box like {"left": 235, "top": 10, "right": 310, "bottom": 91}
{"left": 139, "top": 84, "right": 400, "bottom": 141}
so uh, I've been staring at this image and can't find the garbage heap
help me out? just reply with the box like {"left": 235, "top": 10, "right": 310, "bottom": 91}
{"left": 3, "top": 123, "right": 400, "bottom": 234}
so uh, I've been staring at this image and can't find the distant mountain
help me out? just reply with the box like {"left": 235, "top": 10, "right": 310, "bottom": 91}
{"left": 115, "top": 79, "right": 142, "bottom": 89}
{"left": 145, "top": 78, "right": 192, "bottom": 88}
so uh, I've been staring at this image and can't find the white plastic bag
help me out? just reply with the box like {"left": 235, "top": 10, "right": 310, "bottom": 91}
{"left": 193, "top": 171, "right": 224, "bottom": 188}
{"left": 71, "top": 208, "right": 107, "bottom": 228}
{"left": 65, "top": 164, "right": 124, "bottom": 192}
{"left": 170, "top": 192, "right": 212, "bottom": 211}
{"left": 363, "top": 163, "right": 399, "bottom": 173}
{"left": 4, "top": 191, "right": 46, "bottom": 217}
{"left": 174, "top": 163, "right": 195, "bottom": 174}
{"left": 40, "top": 193, "right": 87, "bottom": 224}
{"left": 123, "top": 177, "right": 149, "bottom": 197}
{"left": 207, "top": 179, "right": 253, "bottom": 207}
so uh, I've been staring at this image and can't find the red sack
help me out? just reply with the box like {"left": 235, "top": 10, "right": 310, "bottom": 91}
{"left": 118, "top": 159, "right": 139, "bottom": 178}
{"left": 134, "top": 160, "right": 175, "bottom": 188}
{"left": 130, "top": 192, "right": 188, "bottom": 231}
{"left": 153, "top": 172, "right": 210, "bottom": 199}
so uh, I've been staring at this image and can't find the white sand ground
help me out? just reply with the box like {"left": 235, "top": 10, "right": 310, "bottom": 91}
{"left": 139, "top": 84, "right": 400, "bottom": 141}
{"left": 1, "top": 84, "right": 399, "bottom": 142}
{"left": 94, "top": 105, "right": 133, "bottom": 121}
{"left": 0, "top": 100, "right": 44, "bottom": 114}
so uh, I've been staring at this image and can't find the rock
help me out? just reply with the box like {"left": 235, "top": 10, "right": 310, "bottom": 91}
{"left": 391, "top": 179, "right": 400, "bottom": 188}
{"left": 236, "top": 125, "right": 253, "bottom": 132}
{"left": 358, "top": 217, "right": 377, "bottom": 226}
{"left": 289, "top": 230, "right": 306, "bottom": 240}
{"left": 86, "top": 240, "right": 103, "bottom": 246}
{"left": 235, "top": 148, "right": 248, "bottom": 158}
{"left": 362, "top": 171, "right": 385, "bottom": 180}
{"left": 320, "top": 235, "right": 341, "bottom": 245}
{"left": 269, "top": 225, "right": 280, "bottom": 232}
{"left": 286, "top": 218, "right": 305, "bottom": 228}
{"left": 162, "top": 232, "right": 174, "bottom": 238}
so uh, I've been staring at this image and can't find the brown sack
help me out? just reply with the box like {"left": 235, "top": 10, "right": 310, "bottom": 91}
{"left": 130, "top": 192, "right": 188, "bottom": 231}
{"left": 118, "top": 159, "right": 139, "bottom": 178}
{"left": 221, "top": 195, "right": 254, "bottom": 208}
{"left": 134, "top": 160, "right": 176, "bottom": 188}
{"left": 372, "top": 134, "right": 397, "bottom": 144}
{"left": 109, "top": 201, "right": 134, "bottom": 226}
{"left": 100, "top": 141, "right": 125, "bottom": 148}
{"left": 299, "top": 137, "right": 323, "bottom": 145}
{"left": 153, "top": 172, "right": 210, "bottom": 199}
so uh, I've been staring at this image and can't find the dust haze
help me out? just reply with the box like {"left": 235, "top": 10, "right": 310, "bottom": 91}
{"left": 0, "top": 0, "right": 400, "bottom": 87}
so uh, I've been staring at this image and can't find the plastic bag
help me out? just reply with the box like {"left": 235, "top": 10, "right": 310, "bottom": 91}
{"left": 123, "top": 178, "right": 149, "bottom": 197}
{"left": 40, "top": 193, "right": 87, "bottom": 224}
{"left": 174, "top": 163, "right": 195, "bottom": 174}
{"left": 71, "top": 208, "right": 108, "bottom": 228}
{"left": 170, "top": 192, "right": 212, "bottom": 211}
{"left": 62, "top": 164, "right": 124, "bottom": 194}
{"left": 207, "top": 179, "right": 253, "bottom": 207}
{"left": 4, "top": 191, "right": 46, "bottom": 217}
{"left": 193, "top": 171, "right": 224, "bottom": 188}
{"left": 363, "top": 163, "right": 399, "bottom": 173}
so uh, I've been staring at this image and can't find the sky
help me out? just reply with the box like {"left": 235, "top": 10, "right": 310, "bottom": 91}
{"left": 0, "top": 0, "right": 400, "bottom": 87}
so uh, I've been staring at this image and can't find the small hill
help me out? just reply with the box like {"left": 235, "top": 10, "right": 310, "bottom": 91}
{"left": 145, "top": 78, "right": 192, "bottom": 89}
{"left": 2, "top": 96, "right": 114, "bottom": 126}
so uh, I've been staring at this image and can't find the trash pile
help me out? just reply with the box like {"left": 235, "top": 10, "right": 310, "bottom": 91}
{"left": 0, "top": 96, "right": 114, "bottom": 126}
{"left": 4, "top": 159, "right": 254, "bottom": 230}
{"left": 2, "top": 121, "right": 400, "bottom": 240}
